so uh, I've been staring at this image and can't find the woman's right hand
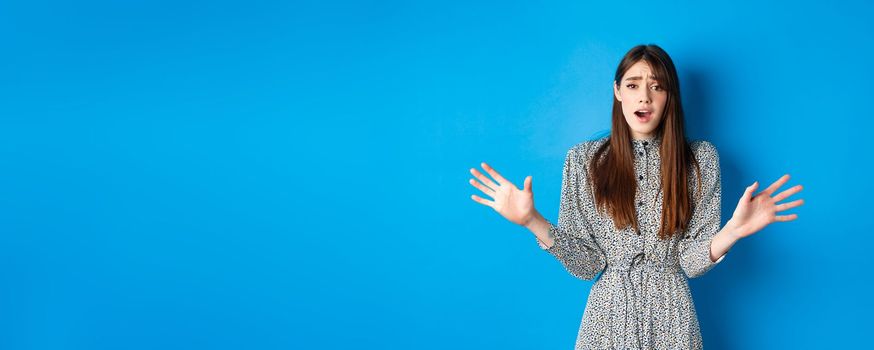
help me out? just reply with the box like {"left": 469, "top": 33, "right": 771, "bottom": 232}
{"left": 469, "top": 162, "right": 536, "bottom": 227}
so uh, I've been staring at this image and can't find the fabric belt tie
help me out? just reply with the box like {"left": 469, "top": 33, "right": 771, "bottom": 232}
{"left": 604, "top": 253, "right": 681, "bottom": 349}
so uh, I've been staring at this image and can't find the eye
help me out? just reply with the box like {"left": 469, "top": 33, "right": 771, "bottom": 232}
{"left": 651, "top": 85, "right": 663, "bottom": 91}
{"left": 626, "top": 84, "right": 637, "bottom": 89}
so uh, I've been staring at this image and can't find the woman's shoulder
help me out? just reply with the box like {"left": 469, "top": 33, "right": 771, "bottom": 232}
{"left": 689, "top": 139, "right": 720, "bottom": 163}
{"left": 569, "top": 135, "right": 610, "bottom": 160}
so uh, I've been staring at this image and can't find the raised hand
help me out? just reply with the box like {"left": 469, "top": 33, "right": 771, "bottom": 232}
{"left": 728, "top": 174, "right": 805, "bottom": 239}
{"left": 469, "top": 162, "right": 536, "bottom": 226}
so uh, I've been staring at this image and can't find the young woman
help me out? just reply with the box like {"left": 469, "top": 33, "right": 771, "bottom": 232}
{"left": 467, "top": 44, "right": 805, "bottom": 349}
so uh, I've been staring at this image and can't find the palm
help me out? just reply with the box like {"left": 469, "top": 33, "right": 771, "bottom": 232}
{"left": 468, "top": 162, "right": 536, "bottom": 226}
{"left": 730, "top": 174, "right": 805, "bottom": 239}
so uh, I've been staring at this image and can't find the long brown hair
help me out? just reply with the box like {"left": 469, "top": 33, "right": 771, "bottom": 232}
{"left": 590, "top": 44, "right": 703, "bottom": 240}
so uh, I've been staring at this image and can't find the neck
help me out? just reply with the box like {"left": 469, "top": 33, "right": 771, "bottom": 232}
{"left": 631, "top": 133, "right": 658, "bottom": 141}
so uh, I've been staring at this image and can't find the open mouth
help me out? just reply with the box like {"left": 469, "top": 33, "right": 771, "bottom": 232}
{"left": 634, "top": 110, "right": 653, "bottom": 122}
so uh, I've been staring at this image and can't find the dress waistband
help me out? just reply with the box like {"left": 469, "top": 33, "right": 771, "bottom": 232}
{"left": 604, "top": 263, "right": 682, "bottom": 274}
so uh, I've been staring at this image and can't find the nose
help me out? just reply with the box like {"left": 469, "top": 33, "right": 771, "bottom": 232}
{"left": 639, "top": 89, "right": 651, "bottom": 103}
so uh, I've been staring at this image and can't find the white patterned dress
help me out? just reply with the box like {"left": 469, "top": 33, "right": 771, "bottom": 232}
{"left": 537, "top": 134, "right": 725, "bottom": 350}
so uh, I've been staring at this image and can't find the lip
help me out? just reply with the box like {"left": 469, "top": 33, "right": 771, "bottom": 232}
{"left": 634, "top": 110, "right": 653, "bottom": 123}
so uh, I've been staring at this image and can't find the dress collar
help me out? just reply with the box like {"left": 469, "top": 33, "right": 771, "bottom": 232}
{"left": 631, "top": 133, "right": 662, "bottom": 149}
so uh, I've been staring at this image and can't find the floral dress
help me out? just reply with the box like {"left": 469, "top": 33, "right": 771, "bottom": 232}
{"left": 536, "top": 134, "right": 726, "bottom": 350}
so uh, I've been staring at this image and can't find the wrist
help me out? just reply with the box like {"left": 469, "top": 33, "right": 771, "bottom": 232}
{"left": 523, "top": 210, "right": 545, "bottom": 230}
{"left": 725, "top": 218, "right": 744, "bottom": 241}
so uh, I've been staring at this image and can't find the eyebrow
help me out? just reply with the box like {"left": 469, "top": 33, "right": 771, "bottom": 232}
{"left": 623, "top": 75, "right": 659, "bottom": 82}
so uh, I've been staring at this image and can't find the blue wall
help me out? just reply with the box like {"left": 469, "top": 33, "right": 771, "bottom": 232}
{"left": 1, "top": 0, "right": 871, "bottom": 349}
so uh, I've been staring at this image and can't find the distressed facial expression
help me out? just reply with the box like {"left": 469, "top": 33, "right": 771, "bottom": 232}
{"left": 613, "top": 60, "right": 667, "bottom": 139}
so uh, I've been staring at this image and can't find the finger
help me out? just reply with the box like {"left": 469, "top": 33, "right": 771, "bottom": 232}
{"left": 775, "top": 198, "right": 804, "bottom": 212}
{"left": 469, "top": 178, "right": 496, "bottom": 197}
{"left": 470, "top": 167, "right": 499, "bottom": 190}
{"left": 470, "top": 194, "right": 495, "bottom": 208}
{"left": 742, "top": 181, "right": 759, "bottom": 201}
{"left": 774, "top": 213, "right": 798, "bottom": 222}
{"left": 772, "top": 184, "right": 804, "bottom": 202}
{"left": 763, "top": 173, "right": 790, "bottom": 196}
{"left": 523, "top": 175, "right": 532, "bottom": 193}
{"left": 481, "top": 162, "right": 510, "bottom": 186}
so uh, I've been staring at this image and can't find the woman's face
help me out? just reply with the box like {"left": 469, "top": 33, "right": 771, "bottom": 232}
{"left": 613, "top": 60, "right": 667, "bottom": 140}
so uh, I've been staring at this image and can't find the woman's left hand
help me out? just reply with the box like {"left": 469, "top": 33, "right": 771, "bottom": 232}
{"left": 727, "top": 174, "right": 805, "bottom": 239}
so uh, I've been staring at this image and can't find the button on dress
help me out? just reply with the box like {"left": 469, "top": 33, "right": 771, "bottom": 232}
{"left": 536, "top": 134, "right": 725, "bottom": 350}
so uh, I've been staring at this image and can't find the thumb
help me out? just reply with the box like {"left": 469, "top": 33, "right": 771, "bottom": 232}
{"left": 523, "top": 175, "right": 532, "bottom": 193}
{"left": 743, "top": 181, "right": 759, "bottom": 200}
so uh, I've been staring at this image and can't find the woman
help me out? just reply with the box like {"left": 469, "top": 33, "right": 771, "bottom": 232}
{"left": 467, "top": 44, "right": 805, "bottom": 349}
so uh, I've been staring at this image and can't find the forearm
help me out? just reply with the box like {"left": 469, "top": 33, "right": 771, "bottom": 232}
{"left": 710, "top": 219, "right": 743, "bottom": 262}
{"left": 525, "top": 209, "right": 605, "bottom": 280}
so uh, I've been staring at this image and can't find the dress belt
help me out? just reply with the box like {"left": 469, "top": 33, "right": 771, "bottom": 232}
{"left": 603, "top": 253, "right": 682, "bottom": 349}
{"left": 604, "top": 262, "right": 682, "bottom": 274}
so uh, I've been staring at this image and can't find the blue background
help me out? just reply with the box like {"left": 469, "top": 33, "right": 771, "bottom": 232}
{"left": 1, "top": 0, "right": 871, "bottom": 349}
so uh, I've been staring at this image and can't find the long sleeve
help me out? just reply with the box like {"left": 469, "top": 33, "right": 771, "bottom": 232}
{"left": 538, "top": 144, "right": 606, "bottom": 281}
{"left": 679, "top": 141, "right": 726, "bottom": 278}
